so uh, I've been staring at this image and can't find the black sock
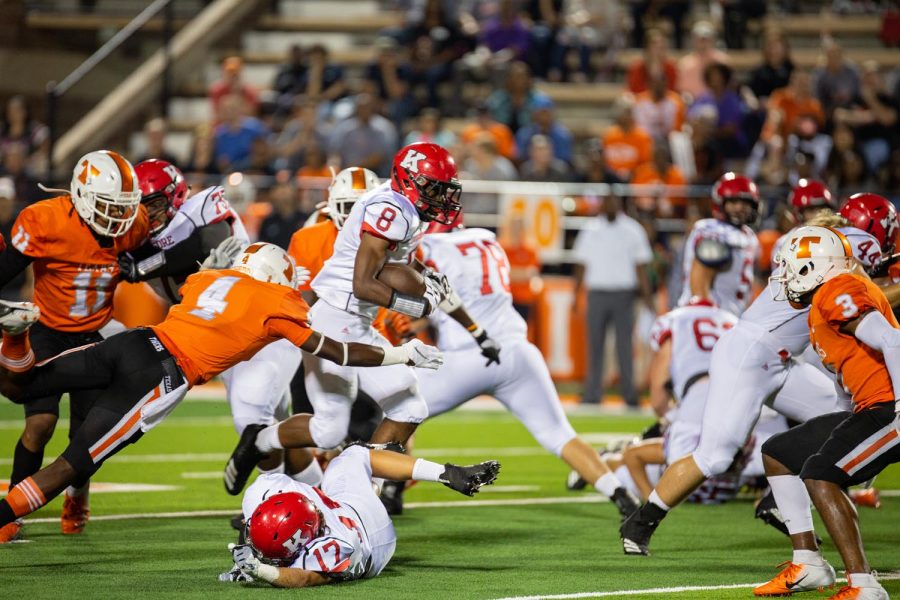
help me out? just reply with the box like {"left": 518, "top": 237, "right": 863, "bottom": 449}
{"left": 10, "top": 439, "right": 43, "bottom": 488}
{"left": 0, "top": 500, "right": 15, "bottom": 527}
{"left": 641, "top": 502, "right": 669, "bottom": 523}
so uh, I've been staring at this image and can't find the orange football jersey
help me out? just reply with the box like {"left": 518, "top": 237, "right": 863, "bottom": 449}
{"left": 152, "top": 269, "right": 313, "bottom": 386}
{"left": 809, "top": 272, "right": 899, "bottom": 411}
{"left": 287, "top": 219, "right": 339, "bottom": 292}
{"left": 9, "top": 196, "right": 149, "bottom": 332}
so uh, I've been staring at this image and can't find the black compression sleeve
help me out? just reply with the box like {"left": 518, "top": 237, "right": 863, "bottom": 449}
{"left": 0, "top": 246, "right": 33, "bottom": 289}
{"left": 150, "top": 221, "right": 232, "bottom": 279}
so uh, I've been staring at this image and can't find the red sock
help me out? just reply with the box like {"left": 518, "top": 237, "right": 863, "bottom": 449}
{"left": 6, "top": 477, "right": 46, "bottom": 518}
{"left": 0, "top": 331, "right": 34, "bottom": 373}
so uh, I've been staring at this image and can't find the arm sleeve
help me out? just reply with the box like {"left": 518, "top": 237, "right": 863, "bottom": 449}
{"left": 159, "top": 220, "right": 233, "bottom": 279}
{"left": 361, "top": 201, "right": 410, "bottom": 243}
{"left": 266, "top": 317, "right": 314, "bottom": 347}
{"left": 0, "top": 245, "right": 33, "bottom": 289}
{"left": 854, "top": 310, "right": 900, "bottom": 401}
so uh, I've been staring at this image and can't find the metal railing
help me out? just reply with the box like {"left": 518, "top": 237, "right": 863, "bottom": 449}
{"left": 45, "top": 0, "right": 175, "bottom": 183}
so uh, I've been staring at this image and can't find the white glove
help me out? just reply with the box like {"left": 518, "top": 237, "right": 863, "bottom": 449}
{"left": 423, "top": 275, "right": 445, "bottom": 315}
{"left": 201, "top": 236, "right": 245, "bottom": 270}
{"left": 294, "top": 265, "right": 311, "bottom": 288}
{"left": 229, "top": 543, "right": 261, "bottom": 578}
{"left": 423, "top": 268, "right": 452, "bottom": 297}
{"left": 402, "top": 338, "right": 444, "bottom": 369}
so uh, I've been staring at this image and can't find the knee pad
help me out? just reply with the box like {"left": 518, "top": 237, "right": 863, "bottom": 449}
{"left": 692, "top": 445, "right": 740, "bottom": 478}
{"left": 535, "top": 428, "right": 577, "bottom": 458}
{"left": 309, "top": 412, "right": 350, "bottom": 450}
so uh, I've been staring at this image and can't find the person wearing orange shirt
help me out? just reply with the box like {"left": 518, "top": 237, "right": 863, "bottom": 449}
{"left": 630, "top": 145, "right": 687, "bottom": 215}
{"left": 756, "top": 226, "right": 898, "bottom": 599}
{"left": 762, "top": 69, "right": 826, "bottom": 142}
{"left": 459, "top": 103, "right": 517, "bottom": 161}
{"left": 0, "top": 150, "right": 148, "bottom": 543}
{"left": 0, "top": 243, "right": 443, "bottom": 540}
{"left": 500, "top": 216, "right": 541, "bottom": 324}
{"left": 601, "top": 97, "right": 654, "bottom": 181}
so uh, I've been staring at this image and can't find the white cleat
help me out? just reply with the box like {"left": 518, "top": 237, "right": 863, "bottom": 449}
{"left": 827, "top": 575, "right": 889, "bottom": 600}
{"left": 754, "top": 560, "right": 836, "bottom": 596}
{"left": 0, "top": 300, "right": 39, "bottom": 334}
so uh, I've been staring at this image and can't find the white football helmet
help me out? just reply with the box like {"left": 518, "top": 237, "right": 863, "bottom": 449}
{"left": 327, "top": 167, "right": 379, "bottom": 229}
{"left": 69, "top": 150, "right": 142, "bottom": 237}
{"left": 231, "top": 242, "right": 299, "bottom": 288}
{"left": 771, "top": 225, "right": 854, "bottom": 303}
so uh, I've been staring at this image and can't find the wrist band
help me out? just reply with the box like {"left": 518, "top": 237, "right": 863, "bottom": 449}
{"left": 467, "top": 323, "right": 485, "bottom": 339}
{"left": 311, "top": 334, "right": 326, "bottom": 356}
{"left": 438, "top": 289, "right": 463, "bottom": 313}
{"left": 381, "top": 345, "right": 408, "bottom": 366}
{"left": 341, "top": 342, "right": 349, "bottom": 366}
{"left": 255, "top": 563, "right": 279, "bottom": 583}
{"left": 137, "top": 252, "right": 166, "bottom": 276}
{"left": 389, "top": 291, "right": 427, "bottom": 318}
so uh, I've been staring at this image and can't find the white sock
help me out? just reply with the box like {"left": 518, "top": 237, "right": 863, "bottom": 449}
{"left": 290, "top": 459, "right": 323, "bottom": 486}
{"left": 648, "top": 490, "right": 671, "bottom": 511}
{"left": 768, "top": 475, "right": 814, "bottom": 535}
{"left": 254, "top": 424, "right": 283, "bottom": 452}
{"left": 848, "top": 572, "right": 879, "bottom": 588}
{"left": 412, "top": 458, "right": 445, "bottom": 482}
{"left": 594, "top": 472, "right": 622, "bottom": 497}
{"left": 793, "top": 549, "right": 825, "bottom": 566}
{"left": 65, "top": 482, "right": 89, "bottom": 499}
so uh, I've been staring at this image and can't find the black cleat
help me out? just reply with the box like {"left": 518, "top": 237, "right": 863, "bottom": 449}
{"left": 755, "top": 489, "right": 823, "bottom": 545}
{"left": 440, "top": 460, "right": 501, "bottom": 496}
{"left": 611, "top": 487, "right": 641, "bottom": 520}
{"left": 224, "top": 424, "right": 266, "bottom": 496}
{"left": 379, "top": 480, "right": 405, "bottom": 515}
{"left": 566, "top": 469, "right": 587, "bottom": 491}
{"left": 619, "top": 503, "right": 667, "bottom": 556}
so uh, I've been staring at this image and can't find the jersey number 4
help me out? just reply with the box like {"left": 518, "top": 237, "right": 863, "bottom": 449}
{"left": 456, "top": 240, "right": 511, "bottom": 295}
{"left": 189, "top": 276, "right": 239, "bottom": 320}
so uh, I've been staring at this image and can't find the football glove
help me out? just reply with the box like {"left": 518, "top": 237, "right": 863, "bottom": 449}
{"left": 474, "top": 330, "right": 501, "bottom": 366}
{"left": 201, "top": 236, "right": 244, "bottom": 270}
{"left": 218, "top": 566, "right": 253, "bottom": 583}
{"left": 294, "top": 265, "right": 311, "bottom": 289}
{"left": 422, "top": 275, "right": 445, "bottom": 315}
{"left": 229, "top": 543, "right": 261, "bottom": 578}
{"left": 117, "top": 252, "right": 140, "bottom": 283}
{"left": 402, "top": 338, "right": 444, "bottom": 369}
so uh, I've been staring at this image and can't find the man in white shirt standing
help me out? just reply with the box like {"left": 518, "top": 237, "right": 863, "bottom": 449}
{"left": 573, "top": 195, "right": 654, "bottom": 407}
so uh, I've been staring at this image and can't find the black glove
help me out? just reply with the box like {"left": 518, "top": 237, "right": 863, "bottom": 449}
{"left": 870, "top": 253, "right": 900, "bottom": 279}
{"left": 117, "top": 252, "right": 140, "bottom": 283}
{"left": 475, "top": 330, "right": 501, "bottom": 366}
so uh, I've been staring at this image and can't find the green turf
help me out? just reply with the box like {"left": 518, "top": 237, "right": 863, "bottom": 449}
{"left": 1, "top": 398, "right": 899, "bottom": 599}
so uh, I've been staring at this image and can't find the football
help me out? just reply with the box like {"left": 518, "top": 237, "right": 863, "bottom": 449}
{"left": 377, "top": 263, "right": 426, "bottom": 296}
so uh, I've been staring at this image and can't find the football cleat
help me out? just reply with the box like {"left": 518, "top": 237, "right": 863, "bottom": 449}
{"left": 753, "top": 560, "right": 836, "bottom": 596}
{"left": 0, "top": 520, "right": 22, "bottom": 543}
{"left": 755, "top": 489, "right": 790, "bottom": 537}
{"left": 619, "top": 503, "right": 666, "bottom": 556}
{"left": 224, "top": 424, "right": 266, "bottom": 496}
{"left": 566, "top": 469, "right": 587, "bottom": 491}
{"left": 849, "top": 488, "right": 881, "bottom": 509}
{"left": 379, "top": 479, "right": 405, "bottom": 515}
{"left": 827, "top": 576, "right": 889, "bottom": 600}
{"left": 439, "top": 460, "right": 500, "bottom": 496}
{"left": 60, "top": 493, "right": 89, "bottom": 535}
{"left": 0, "top": 300, "right": 39, "bottom": 334}
{"left": 611, "top": 487, "right": 640, "bottom": 520}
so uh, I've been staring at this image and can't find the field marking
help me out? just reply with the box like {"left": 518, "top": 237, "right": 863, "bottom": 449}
{"left": 1, "top": 482, "right": 178, "bottom": 496}
{"left": 24, "top": 495, "right": 607, "bottom": 525}
{"left": 180, "top": 471, "right": 224, "bottom": 480}
{"left": 491, "top": 573, "right": 900, "bottom": 600}
{"left": 482, "top": 485, "right": 541, "bottom": 493}
{"left": 0, "top": 416, "right": 235, "bottom": 430}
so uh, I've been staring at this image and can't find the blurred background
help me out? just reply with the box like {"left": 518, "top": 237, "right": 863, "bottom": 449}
{"left": 1, "top": 0, "right": 899, "bottom": 404}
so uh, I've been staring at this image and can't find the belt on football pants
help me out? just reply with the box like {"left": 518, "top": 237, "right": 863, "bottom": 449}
{"left": 681, "top": 371, "right": 709, "bottom": 401}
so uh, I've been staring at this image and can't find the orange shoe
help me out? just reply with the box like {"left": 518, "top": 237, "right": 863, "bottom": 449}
{"left": 754, "top": 560, "right": 836, "bottom": 596}
{"left": 0, "top": 520, "right": 21, "bottom": 543}
{"left": 849, "top": 488, "right": 881, "bottom": 509}
{"left": 60, "top": 494, "right": 89, "bottom": 535}
{"left": 828, "top": 580, "right": 889, "bottom": 599}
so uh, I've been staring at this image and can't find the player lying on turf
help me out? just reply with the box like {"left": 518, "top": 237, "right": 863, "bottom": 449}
{"left": 753, "top": 225, "right": 899, "bottom": 600}
{"left": 0, "top": 243, "right": 443, "bottom": 537}
{"left": 220, "top": 443, "right": 500, "bottom": 587}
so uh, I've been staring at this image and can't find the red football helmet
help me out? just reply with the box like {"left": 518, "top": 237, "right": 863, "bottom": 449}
{"left": 247, "top": 492, "right": 322, "bottom": 564}
{"left": 789, "top": 179, "right": 835, "bottom": 219}
{"left": 711, "top": 172, "right": 760, "bottom": 228}
{"left": 425, "top": 204, "right": 464, "bottom": 234}
{"left": 391, "top": 142, "right": 461, "bottom": 224}
{"left": 839, "top": 192, "right": 900, "bottom": 253}
{"left": 135, "top": 159, "right": 188, "bottom": 234}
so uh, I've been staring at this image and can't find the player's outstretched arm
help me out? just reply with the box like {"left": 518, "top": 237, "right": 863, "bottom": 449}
{"left": 229, "top": 544, "right": 331, "bottom": 588}
{"left": 352, "top": 233, "right": 400, "bottom": 307}
{"left": 299, "top": 330, "right": 443, "bottom": 369}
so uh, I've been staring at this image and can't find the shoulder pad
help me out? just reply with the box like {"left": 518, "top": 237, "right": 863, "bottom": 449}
{"left": 695, "top": 237, "right": 732, "bottom": 268}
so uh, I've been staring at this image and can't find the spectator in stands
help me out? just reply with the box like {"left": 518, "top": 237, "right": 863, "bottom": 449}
{"left": 630, "top": 0, "right": 692, "bottom": 50}
{"left": 633, "top": 67, "right": 686, "bottom": 141}
{"left": 327, "top": 93, "right": 399, "bottom": 177}
{"left": 826, "top": 122, "right": 868, "bottom": 191}
{"left": 785, "top": 114, "right": 832, "bottom": 185}
{"left": 478, "top": 0, "right": 531, "bottom": 63}
{"left": 520, "top": 134, "right": 571, "bottom": 181}
{"left": 522, "top": 0, "right": 564, "bottom": 80}
{"left": 364, "top": 37, "right": 418, "bottom": 127}
{"left": 0, "top": 143, "right": 40, "bottom": 206}
{"left": 273, "top": 44, "right": 307, "bottom": 112}
{"left": 213, "top": 94, "right": 269, "bottom": 173}
{"left": 209, "top": 56, "right": 259, "bottom": 121}
{"left": 762, "top": 68, "right": 825, "bottom": 141}
{"left": 720, "top": 0, "right": 766, "bottom": 49}
{"left": 487, "top": 61, "right": 549, "bottom": 133}
{"left": 560, "top": 0, "right": 626, "bottom": 83}
{"left": 273, "top": 44, "right": 347, "bottom": 120}
{"left": 690, "top": 62, "right": 747, "bottom": 158}
{"left": 631, "top": 142, "right": 687, "bottom": 216}
{"left": 676, "top": 20, "right": 729, "bottom": 102}
{"left": 403, "top": 108, "right": 457, "bottom": 147}
{"left": 274, "top": 97, "right": 328, "bottom": 173}
{"left": 601, "top": 96, "right": 653, "bottom": 181}
{"left": 813, "top": 41, "right": 860, "bottom": 116}
{"left": 184, "top": 123, "right": 220, "bottom": 176}
{"left": 461, "top": 132, "right": 519, "bottom": 181}
{"left": 460, "top": 102, "right": 518, "bottom": 160}
{"left": 0, "top": 96, "right": 48, "bottom": 168}
{"left": 745, "top": 30, "right": 794, "bottom": 101}
{"left": 502, "top": 214, "right": 541, "bottom": 322}
{"left": 833, "top": 60, "right": 899, "bottom": 174}
{"left": 403, "top": 0, "right": 473, "bottom": 108}
{"left": 626, "top": 28, "right": 677, "bottom": 94}
{"left": 573, "top": 193, "right": 654, "bottom": 407}
{"left": 514, "top": 96, "right": 573, "bottom": 163}
{"left": 258, "top": 180, "right": 309, "bottom": 250}
{"left": 578, "top": 138, "right": 623, "bottom": 183}
{"left": 687, "top": 104, "right": 724, "bottom": 184}
{"left": 136, "top": 118, "right": 179, "bottom": 166}
{"left": 296, "top": 139, "right": 332, "bottom": 179}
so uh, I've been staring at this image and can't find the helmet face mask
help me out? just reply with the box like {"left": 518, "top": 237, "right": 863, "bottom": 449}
{"left": 770, "top": 226, "right": 854, "bottom": 304}
{"left": 135, "top": 159, "right": 188, "bottom": 235}
{"left": 712, "top": 172, "right": 760, "bottom": 229}
{"left": 412, "top": 173, "right": 462, "bottom": 224}
{"left": 70, "top": 150, "right": 142, "bottom": 238}
{"left": 391, "top": 142, "right": 462, "bottom": 224}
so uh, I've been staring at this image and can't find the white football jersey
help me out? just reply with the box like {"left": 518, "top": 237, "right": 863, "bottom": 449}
{"left": 419, "top": 228, "right": 528, "bottom": 351}
{"left": 649, "top": 302, "right": 738, "bottom": 403}
{"left": 241, "top": 475, "right": 375, "bottom": 581}
{"left": 740, "top": 226, "right": 880, "bottom": 356}
{"left": 151, "top": 186, "right": 249, "bottom": 251}
{"left": 677, "top": 218, "right": 759, "bottom": 316}
{"left": 312, "top": 181, "right": 427, "bottom": 319}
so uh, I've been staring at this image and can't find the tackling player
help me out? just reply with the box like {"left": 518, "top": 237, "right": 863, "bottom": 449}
{"left": 677, "top": 172, "right": 760, "bottom": 316}
{"left": 221, "top": 444, "right": 500, "bottom": 586}
{"left": 0, "top": 243, "right": 444, "bottom": 537}
{"left": 0, "top": 150, "right": 148, "bottom": 542}
{"left": 755, "top": 226, "right": 899, "bottom": 600}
